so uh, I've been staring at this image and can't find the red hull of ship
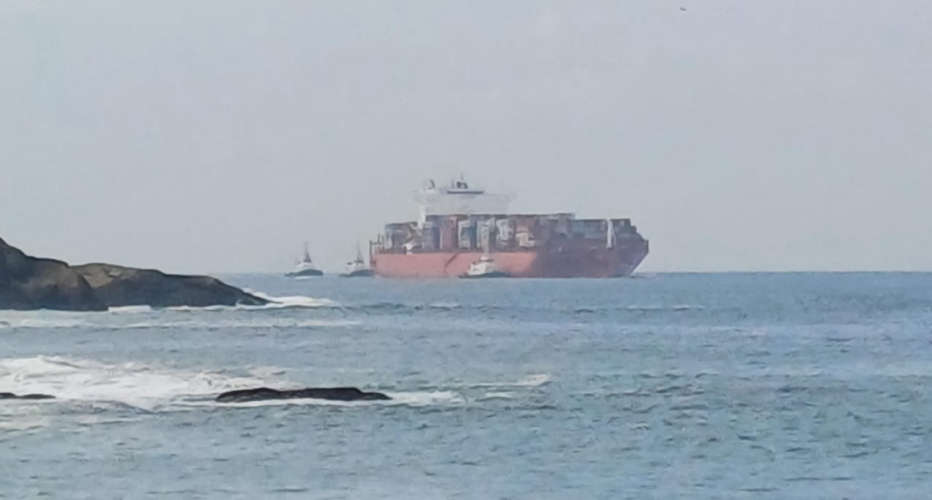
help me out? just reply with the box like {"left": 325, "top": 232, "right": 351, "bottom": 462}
{"left": 372, "top": 242, "right": 648, "bottom": 278}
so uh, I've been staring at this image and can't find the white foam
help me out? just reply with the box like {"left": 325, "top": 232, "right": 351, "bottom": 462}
{"left": 239, "top": 291, "right": 342, "bottom": 309}
{"left": 192, "top": 398, "right": 370, "bottom": 408}
{"left": 0, "top": 318, "right": 90, "bottom": 329}
{"left": 466, "top": 373, "right": 552, "bottom": 388}
{"left": 428, "top": 302, "right": 461, "bottom": 310}
{"left": 0, "top": 356, "right": 273, "bottom": 411}
{"left": 0, "top": 317, "right": 359, "bottom": 330}
{"left": 0, "top": 356, "right": 471, "bottom": 414}
{"left": 672, "top": 304, "right": 705, "bottom": 311}
{"left": 0, "top": 291, "right": 341, "bottom": 320}
{"left": 190, "top": 389, "right": 467, "bottom": 408}
{"left": 119, "top": 319, "right": 360, "bottom": 330}
{"left": 478, "top": 391, "right": 515, "bottom": 401}
{"left": 517, "top": 374, "right": 551, "bottom": 386}
{"left": 386, "top": 390, "right": 465, "bottom": 406}
{"left": 108, "top": 305, "right": 153, "bottom": 314}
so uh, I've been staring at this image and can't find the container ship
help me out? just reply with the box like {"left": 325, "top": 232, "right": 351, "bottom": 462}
{"left": 369, "top": 178, "right": 649, "bottom": 278}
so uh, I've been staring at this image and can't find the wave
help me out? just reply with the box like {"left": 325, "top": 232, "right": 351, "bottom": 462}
{"left": 464, "top": 373, "right": 552, "bottom": 389}
{"left": 476, "top": 391, "right": 515, "bottom": 401}
{"left": 96, "top": 292, "right": 342, "bottom": 313}
{"left": 247, "top": 291, "right": 341, "bottom": 308}
{"left": 0, "top": 356, "right": 274, "bottom": 411}
{"left": 623, "top": 304, "right": 706, "bottom": 312}
{"left": 0, "top": 356, "right": 481, "bottom": 413}
{"left": 0, "top": 318, "right": 91, "bottom": 329}
{"left": 108, "top": 305, "right": 154, "bottom": 314}
{"left": 343, "top": 302, "right": 704, "bottom": 314}
{"left": 119, "top": 319, "right": 360, "bottom": 330}
{"left": 387, "top": 390, "right": 465, "bottom": 406}
{"left": 427, "top": 302, "right": 461, "bottom": 310}
{"left": 0, "top": 317, "right": 359, "bottom": 330}
{"left": 340, "top": 301, "right": 462, "bottom": 313}
{"left": 3, "top": 284, "right": 705, "bottom": 317}
{"left": 174, "top": 389, "right": 466, "bottom": 409}
{"left": 566, "top": 304, "right": 704, "bottom": 314}
{"left": 174, "top": 291, "right": 342, "bottom": 311}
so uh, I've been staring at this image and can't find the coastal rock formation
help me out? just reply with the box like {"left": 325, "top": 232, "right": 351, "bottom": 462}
{"left": 0, "top": 237, "right": 267, "bottom": 310}
{"left": 73, "top": 263, "right": 266, "bottom": 308}
{"left": 0, "top": 392, "right": 55, "bottom": 400}
{"left": 216, "top": 387, "right": 391, "bottom": 403}
{"left": 0, "top": 237, "right": 106, "bottom": 311}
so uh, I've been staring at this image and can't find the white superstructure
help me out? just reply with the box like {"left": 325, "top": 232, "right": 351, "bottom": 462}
{"left": 413, "top": 177, "right": 513, "bottom": 224}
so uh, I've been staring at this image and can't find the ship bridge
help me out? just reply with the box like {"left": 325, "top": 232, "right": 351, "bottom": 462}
{"left": 413, "top": 177, "right": 513, "bottom": 224}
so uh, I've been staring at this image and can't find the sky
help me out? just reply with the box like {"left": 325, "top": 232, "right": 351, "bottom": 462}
{"left": 1, "top": 0, "right": 930, "bottom": 273}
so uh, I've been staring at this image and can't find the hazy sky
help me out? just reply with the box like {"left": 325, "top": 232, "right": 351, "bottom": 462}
{"left": 2, "top": 1, "right": 930, "bottom": 273}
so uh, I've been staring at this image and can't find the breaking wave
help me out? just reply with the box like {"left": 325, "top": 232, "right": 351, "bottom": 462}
{"left": 0, "top": 316, "right": 359, "bottom": 330}
{"left": 106, "top": 292, "right": 341, "bottom": 313}
{"left": 108, "top": 305, "right": 154, "bottom": 314}
{"left": 120, "top": 319, "right": 360, "bottom": 330}
{"left": 21, "top": 295, "right": 705, "bottom": 317}
{"left": 0, "top": 356, "right": 272, "bottom": 411}
{"left": 0, "top": 356, "right": 497, "bottom": 414}
{"left": 386, "top": 390, "right": 465, "bottom": 406}
{"left": 0, "top": 317, "right": 91, "bottom": 329}
{"left": 176, "top": 291, "right": 342, "bottom": 310}
{"left": 465, "top": 373, "right": 552, "bottom": 388}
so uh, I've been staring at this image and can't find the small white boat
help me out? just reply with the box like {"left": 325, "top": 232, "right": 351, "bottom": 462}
{"left": 340, "top": 246, "right": 374, "bottom": 278}
{"left": 460, "top": 255, "right": 510, "bottom": 279}
{"left": 286, "top": 243, "right": 323, "bottom": 277}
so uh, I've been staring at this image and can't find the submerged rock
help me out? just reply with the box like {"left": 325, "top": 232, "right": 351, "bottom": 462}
{"left": 216, "top": 387, "right": 391, "bottom": 403}
{"left": 73, "top": 263, "right": 267, "bottom": 308}
{"left": 0, "top": 237, "right": 267, "bottom": 310}
{"left": 0, "top": 392, "right": 55, "bottom": 400}
{"left": 0, "top": 237, "right": 105, "bottom": 311}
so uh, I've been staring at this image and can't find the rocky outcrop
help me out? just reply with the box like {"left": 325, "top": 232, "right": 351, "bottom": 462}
{"left": 0, "top": 238, "right": 106, "bottom": 311}
{"left": 0, "top": 238, "right": 267, "bottom": 310}
{"left": 216, "top": 387, "right": 391, "bottom": 403}
{"left": 73, "top": 263, "right": 266, "bottom": 308}
{"left": 0, "top": 392, "right": 55, "bottom": 400}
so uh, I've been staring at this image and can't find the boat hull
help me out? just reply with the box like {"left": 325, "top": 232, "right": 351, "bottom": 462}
{"left": 340, "top": 269, "right": 375, "bottom": 278}
{"left": 285, "top": 269, "right": 323, "bottom": 278}
{"left": 460, "top": 271, "right": 511, "bottom": 279}
{"left": 373, "top": 241, "right": 648, "bottom": 279}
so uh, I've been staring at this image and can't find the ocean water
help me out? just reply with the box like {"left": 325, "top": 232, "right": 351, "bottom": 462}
{"left": 1, "top": 273, "right": 931, "bottom": 499}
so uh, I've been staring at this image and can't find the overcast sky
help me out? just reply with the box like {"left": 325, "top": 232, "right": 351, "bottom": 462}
{"left": 2, "top": 0, "right": 930, "bottom": 273}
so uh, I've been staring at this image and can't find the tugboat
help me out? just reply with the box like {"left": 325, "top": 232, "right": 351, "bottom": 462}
{"left": 285, "top": 243, "right": 323, "bottom": 277}
{"left": 460, "top": 254, "right": 510, "bottom": 279}
{"left": 340, "top": 245, "right": 374, "bottom": 278}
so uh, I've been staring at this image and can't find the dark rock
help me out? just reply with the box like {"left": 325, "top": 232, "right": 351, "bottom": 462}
{"left": 73, "top": 263, "right": 267, "bottom": 308}
{"left": 216, "top": 387, "right": 391, "bottom": 403}
{"left": 0, "top": 237, "right": 267, "bottom": 310}
{"left": 0, "top": 392, "right": 55, "bottom": 400}
{"left": 0, "top": 237, "right": 106, "bottom": 311}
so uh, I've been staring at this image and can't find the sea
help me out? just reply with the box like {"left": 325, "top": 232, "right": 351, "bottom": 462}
{"left": 1, "top": 273, "right": 931, "bottom": 499}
